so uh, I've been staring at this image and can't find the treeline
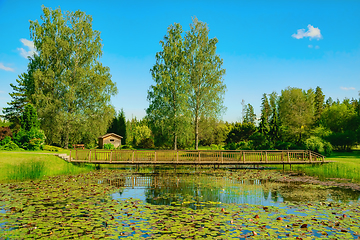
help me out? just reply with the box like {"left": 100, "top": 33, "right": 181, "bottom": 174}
{"left": 107, "top": 86, "right": 360, "bottom": 155}
{"left": 1, "top": 6, "right": 359, "bottom": 154}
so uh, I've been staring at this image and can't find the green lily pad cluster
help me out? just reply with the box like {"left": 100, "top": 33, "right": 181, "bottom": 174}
{"left": 0, "top": 169, "right": 359, "bottom": 239}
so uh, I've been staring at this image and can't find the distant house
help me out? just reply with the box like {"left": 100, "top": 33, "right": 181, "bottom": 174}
{"left": 98, "top": 133, "right": 123, "bottom": 149}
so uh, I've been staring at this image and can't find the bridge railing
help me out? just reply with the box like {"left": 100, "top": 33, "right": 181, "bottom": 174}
{"left": 69, "top": 149, "right": 325, "bottom": 164}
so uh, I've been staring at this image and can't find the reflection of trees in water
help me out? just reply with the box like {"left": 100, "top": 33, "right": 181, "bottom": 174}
{"left": 105, "top": 173, "right": 360, "bottom": 205}
{"left": 262, "top": 182, "right": 360, "bottom": 203}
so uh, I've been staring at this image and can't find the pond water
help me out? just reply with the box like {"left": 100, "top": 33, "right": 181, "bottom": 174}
{"left": 1, "top": 169, "right": 360, "bottom": 239}
{"left": 110, "top": 172, "right": 360, "bottom": 208}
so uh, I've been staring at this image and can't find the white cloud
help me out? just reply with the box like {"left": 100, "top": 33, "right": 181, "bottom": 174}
{"left": 308, "top": 45, "right": 313, "bottom": 48}
{"left": 340, "top": 87, "right": 356, "bottom": 91}
{"left": 315, "top": 45, "right": 320, "bottom": 49}
{"left": 17, "top": 38, "right": 37, "bottom": 58}
{"left": 0, "top": 62, "right": 14, "bottom": 72}
{"left": 292, "top": 24, "right": 322, "bottom": 40}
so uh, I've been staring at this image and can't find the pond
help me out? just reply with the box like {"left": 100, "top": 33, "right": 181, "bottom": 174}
{"left": 1, "top": 168, "right": 360, "bottom": 239}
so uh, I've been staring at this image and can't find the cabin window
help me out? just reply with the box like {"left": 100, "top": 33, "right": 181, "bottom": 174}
{"left": 110, "top": 139, "right": 114, "bottom": 142}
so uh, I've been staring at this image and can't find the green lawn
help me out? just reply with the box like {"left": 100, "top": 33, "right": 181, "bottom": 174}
{"left": 0, "top": 151, "right": 92, "bottom": 182}
{"left": 293, "top": 150, "right": 360, "bottom": 182}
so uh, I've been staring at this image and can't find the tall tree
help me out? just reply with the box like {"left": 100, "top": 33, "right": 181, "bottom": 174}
{"left": 21, "top": 104, "right": 39, "bottom": 131}
{"left": 314, "top": 86, "right": 325, "bottom": 125}
{"left": 2, "top": 57, "right": 40, "bottom": 131}
{"left": 107, "top": 109, "right": 127, "bottom": 144}
{"left": 278, "top": 87, "right": 315, "bottom": 143}
{"left": 243, "top": 103, "right": 256, "bottom": 124}
{"left": 268, "top": 91, "right": 280, "bottom": 143}
{"left": 184, "top": 17, "right": 226, "bottom": 150}
{"left": 258, "top": 93, "right": 270, "bottom": 135}
{"left": 147, "top": 23, "right": 191, "bottom": 150}
{"left": 24, "top": 6, "right": 117, "bottom": 148}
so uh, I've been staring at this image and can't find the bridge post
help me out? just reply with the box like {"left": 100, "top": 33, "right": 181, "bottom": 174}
{"left": 198, "top": 151, "right": 201, "bottom": 164}
{"left": 110, "top": 150, "right": 113, "bottom": 163}
{"left": 177, "top": 151, "right": 179, "bottom": 164}
{"left": 221, "top": 152, "right": 223, "bottom": 164}
{"left": 243, "top": 152, "right": 245, "bottom": 163}
{"left": 154, "top": 151, "right": 157, "bottom": 163}
{"left": 309, "top": 152, "right": 312, "bottom": 163}
{"left": 89, "top": 150, "right": 91, "bottom": 162}
{"left": 69, "top": 150, "right": 72, "bottom": 162}
{"left": 287, "top": 151, "right": 290, "bottom": 163}
{"left": 132, "top": 150, "right": 135, "bottom": 164}
{"left": 265, "top": 151, "right": 268, "bottom": 163}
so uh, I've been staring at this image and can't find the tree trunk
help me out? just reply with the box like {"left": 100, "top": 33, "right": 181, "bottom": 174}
{"left": 64, "top": 127, "right": 69, "bottom": 149}
{"left": 174, "top": 133, "right": 177, "bottom": 151}
{"left": 195, "top": 115, "right": 199, "bottom": 150}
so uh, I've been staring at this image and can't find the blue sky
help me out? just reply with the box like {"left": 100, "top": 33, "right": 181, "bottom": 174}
{"left": 0, "top": 0, "right": 359, "bottom": 122}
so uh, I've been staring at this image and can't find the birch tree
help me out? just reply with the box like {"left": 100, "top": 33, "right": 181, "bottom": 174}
{"left": 147, "top": 23, "right": 191, "bottom": 150}
{"left": 27, "top": 6, "right": 117, "bottom": 148}
{"left": 184, "top": 17, "right": 226, "bottom": 150}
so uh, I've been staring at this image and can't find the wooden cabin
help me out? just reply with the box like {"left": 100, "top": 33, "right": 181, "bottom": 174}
{"left": 98, "top": 133, "right": 123, "bottom": 149}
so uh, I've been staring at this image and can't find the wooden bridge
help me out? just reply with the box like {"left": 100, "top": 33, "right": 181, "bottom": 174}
{"left": 67, "top": 149, "right": 328, "bottom": 166}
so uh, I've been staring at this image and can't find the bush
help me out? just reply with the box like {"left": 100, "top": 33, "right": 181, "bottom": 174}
{"left": 0, "top": 141, "right": 20, "bottom": 151}
{"left": 42, "top": 145, "right": 63, "bottom": 152}
{"left": 103, "top": 143, "right": 115, "bottom": 149}
{"left": 120, "top": 145, "right": 135, "bottom": 150}
{"left": 304, "top": 136, "right": 332, "bottom": 156}
{"left": 0, "top": 136, "right": 12, "bottom": 146}
{"left": 14, "top": 127, "right": 45, "bottom": 150}
{"left": 0, "top": 127, "right": 13, "bottom": 141}
{"left": 138, "top": 138, "right": 155, "bottom": 149}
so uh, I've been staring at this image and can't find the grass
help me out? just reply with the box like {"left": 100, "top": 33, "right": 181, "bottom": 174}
{"left": 0, "top": 151, "right": 93, "bottom": 182}
{"left": 292, "top": 150, "right": 360, "bottom": 182}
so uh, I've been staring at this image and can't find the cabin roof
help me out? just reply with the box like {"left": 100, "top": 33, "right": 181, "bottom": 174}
{"left": 98, "top": 133, "right": 123, "bottom": 139}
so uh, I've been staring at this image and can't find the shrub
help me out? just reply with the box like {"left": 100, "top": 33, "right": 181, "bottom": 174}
{"left": 28, "top": 139, "right": 43, "bottom": 150}
{"left": 138, "top": 138, "right": 155, "bottom": 149}
{"left": 42, "top": 145, "right": 63, "bottom": 152}
{"left": 0, "top": 127, "right": 13, "bottom": 141}
{"left": 0, "top": 141, "right": 20, "bottom": 151}
{"left": 120, "top": 145, "right": 135, "bottom": 150}
{"left": 103, "top": 143, "right": 115, "bottom": 149}
{"left": 304, "top": 136, "right": 332, "bottom": 156}
{"left": 14, "top": 127, "right": 45, "bottom": 150}
{"left": 0, "top": 136, "right": 12, "bottom": 146}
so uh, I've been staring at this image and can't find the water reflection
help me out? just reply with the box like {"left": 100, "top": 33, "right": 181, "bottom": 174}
{"left": 109, "top": 173, "right": 360, "bottom": 207}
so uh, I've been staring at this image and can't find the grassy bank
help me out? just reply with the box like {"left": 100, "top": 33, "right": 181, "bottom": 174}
{"left": 292, "top": 150, "right": 360, "bottom": 182}
{"left": 0, "top": 151, "right": 93, "bottom": 182}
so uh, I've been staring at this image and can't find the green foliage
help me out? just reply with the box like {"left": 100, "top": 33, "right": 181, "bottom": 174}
{"left": 0, "top": 136, "right": 12, "bottom": 146}
{"left": 225, "top": 122, "right": 256, "bottom": 144}
{"left": 224, "top": 141, "right": 253, "bottom": 150}
{"left": 278, "top": 87, "right": 315, "bottom": 143}
{"left": 314, "top": 86, "right": 325, "bottom": 125}
{"left": 138, "top": 137, "right": 155, "bottom": 149}
{"left": 42, "top": 145, "right": 63, "bottom": 152}
{"left": 21, "top": 103, "right": 39, "bottom": 131}
{"left": 147, "top": 23, "right": 192, "bottom": 150}
{"left": 103, "top": 143, "right": 115, "bottom": 150}
{"left": 243, "top": 103, "right": 256, "bottom": 124}
{"left": 107, "top": 109, "right": 127, "bottom": 144}
{"left": 26, "top": 6, "right": 117, "bottom": 148}
{"left": 14, "top": 127, "right": 45, "bottom": 150}
{"left": 0, "top": 140, "right": 20, "bottom": 151}
{"left": 304, "top": 136, "right": 332, "bottom": 156}
{"left": 185, "top": 17, "right": 226, "bottom": 150}
{"left": 321, "top": 102, "right": 358, "bottom": 150}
